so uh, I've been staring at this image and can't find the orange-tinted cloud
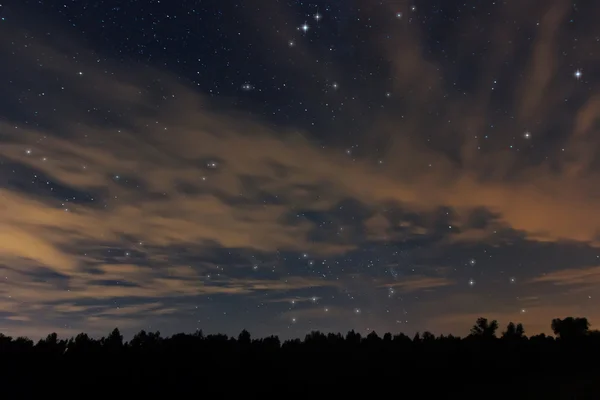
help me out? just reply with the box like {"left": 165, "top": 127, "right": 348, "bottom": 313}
{"left": 530, "top": 266, "right": 600, "bottom": 287}
{"left": 380, "top": 276, "right": 454, "bottom": 293}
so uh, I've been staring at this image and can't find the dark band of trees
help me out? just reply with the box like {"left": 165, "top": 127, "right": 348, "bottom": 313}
{"left": 1, "top": 316, "right": 597, "bottom": 354}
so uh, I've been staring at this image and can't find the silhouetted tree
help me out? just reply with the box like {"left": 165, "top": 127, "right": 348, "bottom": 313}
{"left": 551, "top": 317, "right": 590, "bottom": 340}
{"left": 238, "top": 329, "right": 251, "bottom": 345}
{"left": 470, "top": 317, "right": 499, "bottom": 338}
{"left": 502, "top": 322, "right": 525, "bottom": 340}
{"left": 103, "top": 327, "right": 124, "bottom": 351}
{"left": 346, "top": 330, "right": 361, "bottom": 346}
{"left": 422, "top": 331, "right": 435, "bottom": 343}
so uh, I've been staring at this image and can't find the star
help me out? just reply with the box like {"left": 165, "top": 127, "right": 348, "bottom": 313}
{"left": 468, "top": 279, "right": 476, "bottom": 286}
{"left": 524, "top": 131, "right": 531, "bottom": 139}
{"left": 574, "top": 69, "right": 582, "bottom": 80}
{"left": 396, "top": 12, "right": 402, "bottom": 19}
{"left": 288, "top": 40, "right": 295, "bottom": 47}
{"left": 300, "top": 23, "right": 309, "bottom": 33}
{"left": 314, "top": 13, "right": 321, "bottom": 22}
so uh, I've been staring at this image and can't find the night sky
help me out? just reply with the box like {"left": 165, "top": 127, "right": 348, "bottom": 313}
{"left": 1, "top": 0, "right": 599, "bottom": 340}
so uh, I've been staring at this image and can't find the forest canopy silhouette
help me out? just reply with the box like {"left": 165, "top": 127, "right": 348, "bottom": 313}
{"left": 1, "top": 316, "right": 598, "bottom": 358}
{"left": 2, "top": 316, "right": 600, "bottom": 397}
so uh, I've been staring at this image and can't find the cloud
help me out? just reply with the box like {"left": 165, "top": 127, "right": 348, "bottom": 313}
{"left": 380, "top": 276, "right": 454, "bottom": 293}
{"left": 530, "top": 266, "right": 600, "bottom": 287}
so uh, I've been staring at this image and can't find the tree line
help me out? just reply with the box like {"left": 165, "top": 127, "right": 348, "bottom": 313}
{"left": 1, "top": 316, "right": 600, "bottom": 397}
{"left": 1, "top": 316, "right": 597, "bottom": 355}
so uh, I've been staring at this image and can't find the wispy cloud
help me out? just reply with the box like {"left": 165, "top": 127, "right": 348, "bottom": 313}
{"left": 380, "top": 276, "right": 454, "bottom": 293}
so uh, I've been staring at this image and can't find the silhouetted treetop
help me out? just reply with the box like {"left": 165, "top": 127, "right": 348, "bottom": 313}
{"left": 551, "top": 317, "right": 590, "bottom": 340}
{"left": 470, "top": 317, "right": 499, "bottom": 338}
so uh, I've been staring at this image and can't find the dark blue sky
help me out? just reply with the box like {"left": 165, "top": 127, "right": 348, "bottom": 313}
{"left": 0, "top": 0, "right": 599, "bottom": 340}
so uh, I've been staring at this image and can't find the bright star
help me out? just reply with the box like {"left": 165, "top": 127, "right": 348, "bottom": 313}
{"left": 574, "top": 69, "right": 582, "bottom": 80}
{"left": 301, "top": 23, "right": 309, "bottom": 32}
{"left": 314, "top": 13, "right": 321, "bottom": 21}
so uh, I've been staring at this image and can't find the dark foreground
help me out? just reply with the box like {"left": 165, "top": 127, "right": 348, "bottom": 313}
{"left": 2, "top": 316, "right": 600, "bottom": 398}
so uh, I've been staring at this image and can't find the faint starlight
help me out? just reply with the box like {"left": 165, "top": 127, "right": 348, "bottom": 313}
{"left": 469, "top": 258, "right": 476, "bottom": 266}
{"left": 314, "top": 13, "right": 322, "bottom": 21}
{"left": 241, "top": 83, "right": 254, "bottom": 91}
{"left": 468, "top": 279, "right": 476, "bottom": 287}
{"left": 288, "top": 40, "right": 295, "bottom": 47}
{"left": 332, "top": 82, "right": 339, "bottom": 90}
{"left": 396, "top": 12, "right": 402, "bottom": 18}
